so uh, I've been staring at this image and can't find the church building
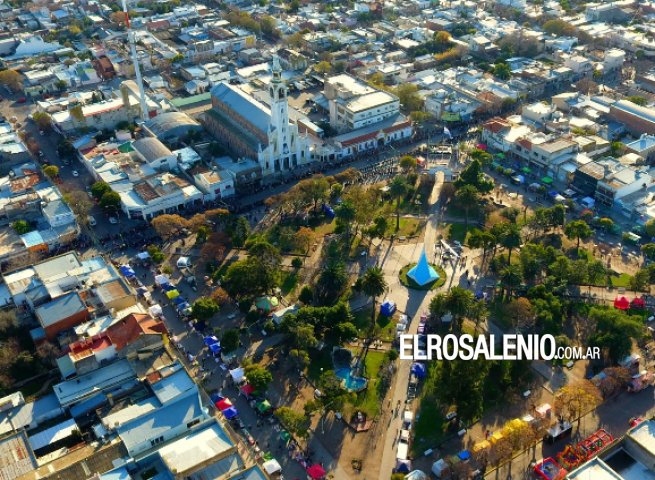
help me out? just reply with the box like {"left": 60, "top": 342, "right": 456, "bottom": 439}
{"left": 204, "top": 55, "right": 312, "bottom": 177}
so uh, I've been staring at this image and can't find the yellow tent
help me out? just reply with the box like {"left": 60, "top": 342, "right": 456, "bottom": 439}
{"left": 503, "top": 418, "right": 528, "bottom": 435}
{"left": 166, "top": 289, "right": 180, "bottom": 299}
{"left": 472, "top": 440, "right": 491, "bottom": 453}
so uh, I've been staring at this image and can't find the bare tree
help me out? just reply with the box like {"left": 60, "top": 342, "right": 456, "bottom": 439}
{"left": 554, "top": 380, "right": 602, "bottom": 422}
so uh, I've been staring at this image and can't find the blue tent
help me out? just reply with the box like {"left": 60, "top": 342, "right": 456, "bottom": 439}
{"left": 223, "top": 406, "right": 239, "bottom": 419}
{"left": 548, "top": 190, "right": 559, "bottom": 198}
{"left": 177, "top": 302, "right": 191, "bottom": 311}
{"left": 173, "top": 296, "right": 186, "bottom": 306}
{"left": 209, "top": 342, "right": 221, "bottom": 354}
{"left": 410, "top": 363, "right": 427, "bottom": 379}
{"left": 210, "top": 392, "right": 224, "bottom": 403}
{"left": 457, "top": 450, "right": 471, "bottom": 461}
{"left": 204, "top": 335, "right": 219, "bottom": 346}
{"left": 161, "top": 283, "right": 176, "bottom": 292}
{"left": 119, "top": 265, "right": 136, "bottom": 278}
{"left": 407, "top": 248, "right": 439, "bottom": 286}
{"left": 380, "top": 300, "right": 396, "bottom": 317}
{"left": 322, "top": 204, "right": 335, "bottom": 219}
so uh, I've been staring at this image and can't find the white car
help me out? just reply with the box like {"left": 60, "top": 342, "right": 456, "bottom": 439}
{"left": 108, "top": 217, "right": 118, "bottom": 224}
{"left": 72, "top": 170, "right": 79, "bottom": 177}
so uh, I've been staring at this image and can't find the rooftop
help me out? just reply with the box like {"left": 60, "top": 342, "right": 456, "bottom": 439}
{"left": 157, "top": 421, "right": 235, "bottom": 475}
{"left": 34, "top": 292, "right": 87, "bottom": 328}
{"left": 54, "top": 359, "right": 136, "bottom": 407}
{"left": 149, "top": 364, "right": 197, "bottom": 405}
{"left": 0, "top": 431, "right": 36, "bottom": 480}
{"left": 211, "top": 82, "right": 271, "bottom": 135}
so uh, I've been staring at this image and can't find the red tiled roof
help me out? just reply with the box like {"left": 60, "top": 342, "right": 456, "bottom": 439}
{"left": 340, "top": 131, "right": 379, "bottom": 147}
{"left": 517, "top": 138, "right": 532, "bottom": 150}
{"left": 483, "top": 117, "right": 511, "bottom": 134}
{"left": 105, "top": 313, "right": 165, "bottom": 351}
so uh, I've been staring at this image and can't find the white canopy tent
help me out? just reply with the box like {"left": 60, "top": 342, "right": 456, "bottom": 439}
{"left": 148, "top": 304, "right": 163, "bottom": 317}
{"left": 154, "top": 274, "right": 170, "bottom": 286}
{"left": 262, "top": 459, "right": 282, "bottom": 475}
{"left": 229, "top": 367, "right": 245, "bottom": 383}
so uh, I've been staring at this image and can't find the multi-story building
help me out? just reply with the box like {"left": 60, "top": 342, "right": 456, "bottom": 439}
{"left": 324, "top": 74, "right": 400, "bottom": 133}
{"left": 609, "top": 100, "right": 655, "bottom": 136}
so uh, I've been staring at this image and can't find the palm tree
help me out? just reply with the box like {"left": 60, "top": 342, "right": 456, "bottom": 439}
{"left": 389, "top": 177, "right": 407, "bottom": 232}
{"left": 500, "top": 264, "right": 522, "bottom": 299}
{"left": 468, "top": 300, "right": 489, "bottom": 334}
{"left": 455, "top": 185, "right": 480, "bottom": 229}
{"left": 499, "top": 223, "right": 522, "bottom": 264}
{"left": 445, "top": 287, "right": 474, "bottom": 332}
{"left": 361, "top": 267, "right": 388, "bottom": 330}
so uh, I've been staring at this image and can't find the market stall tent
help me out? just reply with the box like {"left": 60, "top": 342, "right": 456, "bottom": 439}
{"left": 306, "top": 464, "right": 326, "bottom": 479}
{"left": 230, "top": 367, "right": 245, "bottom": 383}
{"left": 222, "top": 406, "right": 238, "bottom": 419}
{"left": 262, "top": 459, "right": 282, "bottom": 475}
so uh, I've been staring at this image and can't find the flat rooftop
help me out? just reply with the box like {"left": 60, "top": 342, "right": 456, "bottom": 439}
{"left": 158, "top": 421, "right": 235, "bottom": 475}
{"left": 0, "top": 431, "right": 36, "bottom": 480}
{"left": 567, "top": 458, "right": 623, "bottom": 480}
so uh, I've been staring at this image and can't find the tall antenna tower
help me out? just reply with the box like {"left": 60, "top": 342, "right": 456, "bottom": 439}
{"left": 121, "top": 0, "right": 149, "bottom": 122}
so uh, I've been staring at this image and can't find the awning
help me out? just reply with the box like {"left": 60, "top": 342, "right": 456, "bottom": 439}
{"left": 136, "top": 251, "right": 150, "bottom": 260}
{"left": 166, "top": 290, "right": 180, "bottom": 299}
{"left": 173, "top": 296, "right": 186, "bottom": 305}
{"left": 154, "top": 274, "right": 169, "bottom": 285}
{"left": 210, "top": 392, "right": 224, "bottom": 403}
{"left": 541, "top": 176, "right": 553, "bottom": 185}
{"left": 148, "top": 304, "right": 162, "bottom": 317}
{"left": 204, "top": 335, "right": 219, "bottom": 346}
{"left": 457, "top": 450, "right": 471, "bottom": 461}
{"left": 161, "top": 283, "right": 175, "bottom": 292}
{"left": 256, "top": 400, "right": 272, "bottom": 413}
{"left": 222, "top": 406, "right": 238, "bottom": 419}
{"left": 119, "top": 265, "right": 136, "bottom": 278}
{"left": 410, "top": 363, "right": 427, "bottom": 379}
{"left": 262, "top": 459, "right": 282, "bottom": 475}
{"left": 209, "top": 343, "right": 221, "bottom": 354}
{"left": 495, "top": 153, "right": 505, "bottom": 159}
{"left": 307, "top": 464, "right": 327, "bottom": 479}
{"left": 240, "top": 384, "right": 255, "bottom": 396}
{"left": 521, "top": 166, "right": 532, "bottom": 174}
{"left": 230, "top": 367, "right": 245, "bottom": 383}
{"left": 631, "top": 297, "right": 646, "bottom": 309}
{"left": 216, "top": 398, "right": 233, "bottom": 411}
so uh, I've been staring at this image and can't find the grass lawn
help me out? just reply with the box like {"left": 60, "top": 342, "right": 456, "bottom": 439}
{"left": 399, "top": 263, "right": 447, "bottom": 290}
{"left": 610, "top": 273, "right": 633, "bottom": 288}
{"left": 412, "top": 398, "right": 448, "bottom": 454}
{"left": 385, "top": 216, "right": 422, "bottom": 238}
{"left": 352, "top": 350, "right": 386, "bottom": 417}
{"left": 314, "top": 219, "right": 336, "bottom": 236}
{"left": 306, "top": 347, "right": 333, "bottom": 382}
{"left": 447, "top": 223, "right": 474, "bottom": 243}
{"left": 352, "top": 307, "right": 397, "bottom": 342}
{"left": 280, "top": 270, "right": 298, "bottom": 295}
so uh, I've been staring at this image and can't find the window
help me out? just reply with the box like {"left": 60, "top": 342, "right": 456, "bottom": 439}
{"left": 187, "top": 419, "right": 200, "bottom": 429}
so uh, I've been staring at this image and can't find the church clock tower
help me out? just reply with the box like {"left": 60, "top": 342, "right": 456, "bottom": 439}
{"left": 268, "top": 55, "right": 292, "bottom": 171}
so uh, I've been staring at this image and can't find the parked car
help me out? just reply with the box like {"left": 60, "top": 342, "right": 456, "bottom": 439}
{"left": 72, "top": 170, "right": 79, "bottom": 177}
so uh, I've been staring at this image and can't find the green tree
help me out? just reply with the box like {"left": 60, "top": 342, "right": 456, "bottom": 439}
{"left": 43, "top": 165, "right": 59, "bottom": 180}
{"left": 57, "top": 139, "right": 76, "bottom": 158}
{"left": 361, "top": 266, "right": 388, "bottom": 329}
{"left": 62, "top": 191, "right": 92, "bottom": 224}
{"left": 565, "top": 220, "right": 592, "bottom": 249}
{"left": 275, "top": 406, "right": 310, "bottom": 438}
{"left": 493, "top": 62, "right": 511, "bottom": 80}
{"left": 467, "top": 228, "right": 496, "bottom": 262}
{"left": 244, "top": 364, "right": 273, "bottom": 392}
{"left": 445, "top": 287, "right": 474, "bottom": 332}
{"left": 0, "top": 69, "right": 22, "bottom": 91}
{"left": 222, "top": 257, "right": 278, "bottom": 300}
{"left": 642, "top": 243, "right": 655, "bottom": 261}
{"left": 399, "top": 155, "right": 417, "bottom": 174}
{"left": 32, "top": 111, "right": 52, "bottom": 130}
{"left": 455, "top": 159, "right": 493, "bottom": 193}
{"left": 11, "top": 220, "right": 32, "bottom": 235}
{"left": 314, "top": 61, "right": 331, "bottom": 74}
{"left": 227, "top": 216, "right": 250, "bottom": 248}
{"left": 191, "top": 297, "right": 219, "bottom": 321}
{"left": 500, "top": 264, "right": 522, "bottom": 298}
{"left": 315, "top": 261, "right": 348, "bottom": 305}
{"left": 389, "top": 177, "right": 407, "bottom": 231}
{"left": 627, "top": 96, "right": 648, "bottom": 106}
{"left": 433, "top": 30, "right": 451, "bottom": 44}
{"left": 335, "top": 200, "right": 356, "bottom": 241}
{"left": 220, "top": 328, "right": 240, "bottom": 353}
{"left": 498, "top": 223, "right": 522, "bottom": 264}
{"left": 298, "top": 175, "right": 330, "bottom": 213}
{"left": 91, "top": 181, "right": 111, "bottom": 200}
{"left": 395, "top": 84, "right": 423, "bottom": 113}
{"left": 597, "top": 217, "right": 614, "bottom": 232}
{"left": 455, "top": 184, "right": 480, "bottom": 229}
{"left": 588, "top": 308, "right": 643, "bottom": 365}
{"left": 100, "top": 191, "right": 121, "bottom": 211}
{"left": 542, "top": 19, "right": 576, "bottom": 36}
{"left": 298, "top": 285, "right": 314, "bottom": 304}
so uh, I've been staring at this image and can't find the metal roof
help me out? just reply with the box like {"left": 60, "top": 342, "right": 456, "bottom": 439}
{"left": 150, "top": 367, "right": 197, "bottom": 405}
{"left": 0, "top": 392, "right": 62, "bottom": 435}
{"left": 54, "top": 359, "right": 136, "bottom": 407}
{"left": 117, "top": 391, "right": 204, "bottom": 456}
{"left": 0, "top": 431, "right": 36, "bottom": 479}
{"left": 35, "top": 292, "right": 87, "bottom": 328}
{"left": 132, "top": 137, "right": 173, "bottom": 163}
{"left": 210, "top": 82, "right": 271, "bottom": 134}
{"left": 144, "top": 111, "right": 201, "bottom": 138}
{"left": 28, "top": 418, "right": 78, "bottom": 452}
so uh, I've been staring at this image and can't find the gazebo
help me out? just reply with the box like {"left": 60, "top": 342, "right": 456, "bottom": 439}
{"left": 407, "top": 249, "right": 440, "bottom": 287}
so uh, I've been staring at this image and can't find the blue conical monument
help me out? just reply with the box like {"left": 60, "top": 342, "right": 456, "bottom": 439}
{"left": 407, "top": 248, "right": 439, "bottom": 286}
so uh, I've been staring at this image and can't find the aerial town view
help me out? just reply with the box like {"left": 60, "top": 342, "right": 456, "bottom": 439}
{"left": 3, "top": 0, "right": 655, "bottom": 479}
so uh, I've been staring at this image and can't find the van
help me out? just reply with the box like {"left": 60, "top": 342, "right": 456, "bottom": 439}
{"left": 87, "top": 216, "right": 97, "bottom": 227}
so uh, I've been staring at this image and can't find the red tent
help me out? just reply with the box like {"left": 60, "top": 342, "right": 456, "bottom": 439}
{"left": 216, "top": 398, "right": 233, "bottom": 411}
{"left": 631, "top": 297, "right": 646, "bottom": 309}
{"left": 307, "top": 464, "right": 326, "bottom": 480}
{"left": 476, "top": 143, "right": 488, "bottom": 151}
{"left": 240, "top": 384, "right": 255, "bottom": 397}
{"left": 614, "top": 296, "right": 630, "bottom": 310}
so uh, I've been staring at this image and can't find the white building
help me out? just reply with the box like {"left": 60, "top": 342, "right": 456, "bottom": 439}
{"left": 324, "top": 74, "right": 400, "bottom": 133}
